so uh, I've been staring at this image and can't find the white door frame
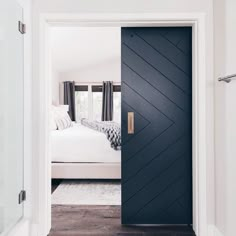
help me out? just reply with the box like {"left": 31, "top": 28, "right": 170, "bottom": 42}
{"left": 37, "top": 13, "right": 208, "bottom": 236}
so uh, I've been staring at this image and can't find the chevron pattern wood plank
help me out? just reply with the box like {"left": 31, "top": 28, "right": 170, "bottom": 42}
{"left": 121, "top": 27, "right": 192, "bottom": 225}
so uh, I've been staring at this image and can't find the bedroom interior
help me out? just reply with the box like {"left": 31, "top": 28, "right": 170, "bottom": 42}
{"left": 4, "top": 0, "right": 236, "bottom": 235}
{"left": 49, "top": 27, "right": 122, "bottom": 206}
{"left": 48, "top": 26, "right": 196, "bottom": 235}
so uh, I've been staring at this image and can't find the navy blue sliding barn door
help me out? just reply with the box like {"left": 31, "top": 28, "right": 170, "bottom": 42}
{"left": 121, "top": 27, "right": 192, "bottom": 225}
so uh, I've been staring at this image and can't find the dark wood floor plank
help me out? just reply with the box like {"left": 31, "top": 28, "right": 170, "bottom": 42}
{"left": 49, "top": 205, "right": 195, "bottom": 236}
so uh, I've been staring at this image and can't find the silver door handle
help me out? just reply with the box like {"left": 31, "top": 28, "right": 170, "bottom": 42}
{"left": 218, "top": 73, "right": 236, "bottom": 83}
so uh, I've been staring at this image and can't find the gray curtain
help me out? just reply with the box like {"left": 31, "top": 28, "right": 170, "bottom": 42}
{"left": 102, "top": 81, "right": 113, "bottom": 121}
{"left": 64, "top": 81, "right": 76, "bottom": 121}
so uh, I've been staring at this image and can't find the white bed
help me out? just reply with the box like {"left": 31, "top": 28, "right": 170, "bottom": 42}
{"left": 51, "top": 123, "right": 121, "bottom": 179}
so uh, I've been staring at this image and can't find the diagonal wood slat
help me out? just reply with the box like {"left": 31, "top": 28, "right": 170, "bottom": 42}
{"left": 122, "top": 27, "right": 192, "bottom": 225}
{"left": 122, "top": 30, "right": 191, "bottom": 94}
{"left": 134, "top": 30, "right": 191, "bottom": 75}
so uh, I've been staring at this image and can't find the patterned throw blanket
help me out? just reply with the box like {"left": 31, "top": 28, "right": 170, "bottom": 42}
{"left": 81, "top": 118, "right": 121, "bottom": 150}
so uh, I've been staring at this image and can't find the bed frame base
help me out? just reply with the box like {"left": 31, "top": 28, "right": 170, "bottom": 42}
{"left": 52, "top": 162, "right": 121, "bottom": 179}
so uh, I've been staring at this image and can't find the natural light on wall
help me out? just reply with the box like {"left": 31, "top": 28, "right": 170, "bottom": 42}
{"left": 50, "top": 27, "right": 121, "bottom": 123}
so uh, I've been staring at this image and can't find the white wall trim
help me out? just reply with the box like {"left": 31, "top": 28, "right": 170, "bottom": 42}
{"left": 35, "top": 13, "right": 208, "bottom": 236}
{"left": 208, "top": 225, "right": 224, "bottom": 236}
{"left": 215, "top": 227, "right": 224, "bottom": 236}
{"left": 6, "top": 219, "right": 30, "bottom": 236}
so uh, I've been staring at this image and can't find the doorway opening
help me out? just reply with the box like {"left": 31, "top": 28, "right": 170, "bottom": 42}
{"left": 48, "top": 25, "right": 194, "bottom": 235}
{"left": 49, "top": 27, "right": 122, "bottom": 230}
{"left": 38, "top": 13, "right": 208, "bottom": 236}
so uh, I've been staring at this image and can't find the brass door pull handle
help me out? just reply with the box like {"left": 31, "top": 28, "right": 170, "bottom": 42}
{"left": 128, "top": 112, "right": 134, "bottom": 134}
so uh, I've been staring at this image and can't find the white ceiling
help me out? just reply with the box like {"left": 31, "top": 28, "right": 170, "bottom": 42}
{"left": 50, "top": 27, "right": 121, "bottom": 73}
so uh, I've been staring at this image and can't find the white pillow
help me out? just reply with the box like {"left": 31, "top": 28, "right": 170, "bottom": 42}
{"left": 50, "top": 110, "right": 57, "bottom": 130}
{"left": 53, "top": 106, "right": 72, "bottom": 130}
{"left": 59, "top": 105, "right": 69, "bottom": 113}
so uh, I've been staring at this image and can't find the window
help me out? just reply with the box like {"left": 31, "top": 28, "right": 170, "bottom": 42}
{"left": 92, "top": 85, "right": 103, "bottom": 121}
{"left": 74, "top": 84, "right": 121, "bottom": 123}
{"left": 75, "top": 85, "right": 89, "bottom": 121}
{"left": 113, "top": 85, "right": 121, "bottom": 123}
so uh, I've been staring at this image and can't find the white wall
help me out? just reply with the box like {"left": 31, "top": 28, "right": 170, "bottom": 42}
{"left": 50, "top": 26, "right": 121, "bottom": 105}
{"left": 52, "top": 58, "right": 121, "bottom": 105}
{"left": 32, "top": 1, "right": 215, "bottom": 235}
{"left": 60, "top": 58, "right": 120, "bottom": 83}
{"left": 58, "top": 58, "right": 121, "bottom": 103}
{"left": 33, "top": 0, "right": 213, "bottom": 13}
{"left": 50, "top": 27, "right": 120, "bottom": 72}
{"left": 214, "top": 0, "right": 236, "bottom": 235}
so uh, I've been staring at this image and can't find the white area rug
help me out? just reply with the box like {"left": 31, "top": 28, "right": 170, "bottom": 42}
{"left": 52, "top": 180, "right": 121, "bottom": 205}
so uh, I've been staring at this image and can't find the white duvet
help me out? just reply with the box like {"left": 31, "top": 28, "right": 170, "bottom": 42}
{"left": 51, "top": 123, "right": 121, "bottom": 163}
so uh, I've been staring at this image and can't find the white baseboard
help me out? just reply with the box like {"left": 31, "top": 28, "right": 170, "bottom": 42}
{"left": 29, "top": 223, "right": 40, "bottom": 236}
{"left": 208, "top": 225, "right": 224, "bottom": 236}
{"left": 7, "top": 218, "right": 30, "bottom": 236}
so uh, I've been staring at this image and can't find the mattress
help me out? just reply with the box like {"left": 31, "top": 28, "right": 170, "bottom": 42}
{"left": 51, "top": 123, "right": 121, "bottom": 163}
